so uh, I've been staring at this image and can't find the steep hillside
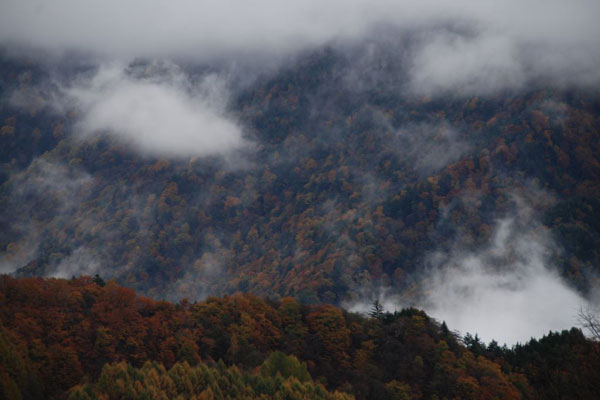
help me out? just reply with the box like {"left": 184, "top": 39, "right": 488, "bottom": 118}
{"left": 1, "top": 47, "right": 599, "bottom": 308}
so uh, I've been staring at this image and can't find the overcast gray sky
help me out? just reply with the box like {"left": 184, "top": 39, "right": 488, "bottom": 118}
{"left": 0, "top": 0, "right": 597, "bottom": 57}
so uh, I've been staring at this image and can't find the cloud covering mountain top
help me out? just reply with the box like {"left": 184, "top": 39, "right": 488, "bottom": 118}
{"left": 2, "top": 0, "right": 599, "bottom": 94}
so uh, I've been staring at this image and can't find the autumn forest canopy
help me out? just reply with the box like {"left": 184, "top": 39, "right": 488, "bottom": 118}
{"left": 1, "top": 0, "right": 600, "bottom": 398}
{"left": 2, "top": 275, "right": 600, "bottom": 399}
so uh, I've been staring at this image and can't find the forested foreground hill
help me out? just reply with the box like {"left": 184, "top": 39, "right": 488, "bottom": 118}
{"left": 1, "top": 276, "right": 600, "bottom": 399}
{"left": 1, "top": 47, "right": 600, "bottom": 305}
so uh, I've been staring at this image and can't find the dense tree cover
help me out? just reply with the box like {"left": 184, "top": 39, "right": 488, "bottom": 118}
{"left": 464, "top": 328, "right": 600, "bottom": 400}
{"left": 0, "top": 326, "right": 42, "bottom": 400}
{"left": 68, "top": 358, "right": 351, "bottom": 400}
{"left": 1, "top": 48, "right": 599, "bottom": 304}
{"left": 2, "top": 276, "right": 600, "bottom": 399}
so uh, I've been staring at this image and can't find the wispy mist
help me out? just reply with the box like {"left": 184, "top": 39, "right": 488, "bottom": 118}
{"left": 396, "top": 122, "right": 470, "bottom": 175}
{"left": 408, "top": 31, "right": 526, "bottom": 96}
{"left": 0, "top": 159, "right": 92, "bottom": 274}
{"left": 52, "top": 246, "right": 101, "bottom": 278}
{"left": 163, "top": 235, "right": 232, "bottom": 302}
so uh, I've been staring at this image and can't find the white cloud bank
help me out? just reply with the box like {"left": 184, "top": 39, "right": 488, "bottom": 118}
{"left": 424, "top": 218, "right": 586, "bottom": 345}
{"left": 419, "top": 201, "right": 600, "bottom": 345}
{"left": 64, "top": 63, "right": 244, "bottom": 158}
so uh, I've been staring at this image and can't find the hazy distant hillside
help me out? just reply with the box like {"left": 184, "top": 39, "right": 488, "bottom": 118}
{"left": 1, "top": 43, "right": 600, "bottom": 315}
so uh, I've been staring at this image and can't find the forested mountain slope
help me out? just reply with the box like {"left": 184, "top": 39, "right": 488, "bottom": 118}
{"left": 1, "top": 46, "right": 599, "bottom": 307}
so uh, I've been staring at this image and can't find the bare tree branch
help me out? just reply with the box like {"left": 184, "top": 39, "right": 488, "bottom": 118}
{"left": 578, "top": 305, "right": 600, "bottom": 341}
